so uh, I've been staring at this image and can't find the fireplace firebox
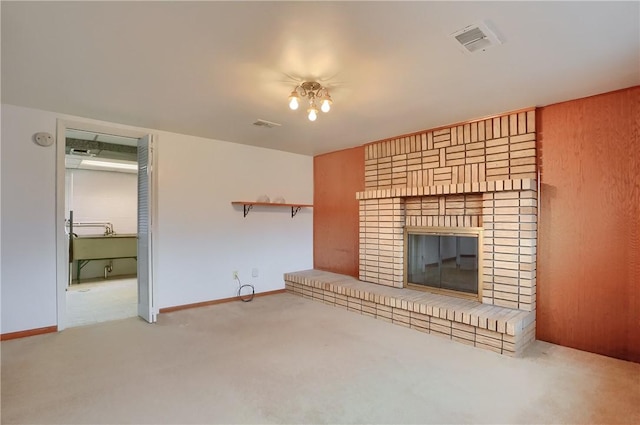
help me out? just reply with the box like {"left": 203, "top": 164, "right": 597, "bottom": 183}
{"left": 404, "top": 227, "right": 483, "bottom": 300}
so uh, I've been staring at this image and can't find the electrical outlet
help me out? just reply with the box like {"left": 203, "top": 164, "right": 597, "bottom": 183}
{"left": 233, "top": 271, "right": 238, "bottom": 280}
{"left": 252, "top": 268, "right": 259, "bottom": 278}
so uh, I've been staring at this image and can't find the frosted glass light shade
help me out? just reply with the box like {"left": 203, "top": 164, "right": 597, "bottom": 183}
{"left": 321, "top": 98, "right": 332, "bottom": 113}
{"left": 288, "top": 96, "right": 299, "bottom": 110}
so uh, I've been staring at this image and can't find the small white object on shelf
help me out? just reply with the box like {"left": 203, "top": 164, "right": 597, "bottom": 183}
{"left": 256, "top": 195, "right": 270, "bottom": 203}
{"left": 272, "top": 196, "right": 285, "bottom": 204}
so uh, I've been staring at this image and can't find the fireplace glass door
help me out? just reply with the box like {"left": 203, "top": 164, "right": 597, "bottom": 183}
{"left": 406, "top": 231, "right": 479, "bottom": 296}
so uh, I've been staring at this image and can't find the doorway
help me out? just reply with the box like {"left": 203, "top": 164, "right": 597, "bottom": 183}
{"left": 56, "top": 120, "right": 156, "bottom": 330}
{"left": 64, "top": 129, "right": 139, "bottom": 327}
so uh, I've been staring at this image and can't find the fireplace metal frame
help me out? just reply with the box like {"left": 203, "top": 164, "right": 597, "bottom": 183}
{"left": 403, "top": 226, "right": 484, "bottom": 301}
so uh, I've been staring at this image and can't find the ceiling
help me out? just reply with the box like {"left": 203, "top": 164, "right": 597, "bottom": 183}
{"left": 2, "top": 2, "right": 639, "bottom": 156}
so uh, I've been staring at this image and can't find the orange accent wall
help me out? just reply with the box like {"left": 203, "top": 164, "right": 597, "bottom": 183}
{"left": 537, "top": 86, "right": 640, "bottom": 362}
{"left": 314, "top": 146, "right": 364, "bottom": 277}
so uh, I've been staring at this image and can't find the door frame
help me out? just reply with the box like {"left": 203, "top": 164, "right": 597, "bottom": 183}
{"left": 55, "top": 119, "right": 157, "bottom": 330}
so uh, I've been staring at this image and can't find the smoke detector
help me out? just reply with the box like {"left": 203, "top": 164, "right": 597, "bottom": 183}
{"left": 252, "top": 119, "right": 281, "bottom": 128}
{"left": 450, "top": 21, "right": 502, "bottom": 54}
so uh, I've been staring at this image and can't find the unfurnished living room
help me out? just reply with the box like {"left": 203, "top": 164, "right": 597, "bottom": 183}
{"left": 1, "top": 2, "right": 639, "bottom": 424}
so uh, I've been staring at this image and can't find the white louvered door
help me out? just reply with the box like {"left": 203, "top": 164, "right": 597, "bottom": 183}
{"left": 137, "top": 134, "right": 156, "bottom": 322}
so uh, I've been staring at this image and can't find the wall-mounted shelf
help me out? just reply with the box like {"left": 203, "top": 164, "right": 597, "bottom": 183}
{"left": 231, "top": 201, "right": 313, "bottom": 218}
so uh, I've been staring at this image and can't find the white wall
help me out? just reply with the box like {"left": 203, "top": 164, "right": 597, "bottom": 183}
{"left": 1, "top": 104, "right": 313, "bottom": 334}
{"left": 66, "top": 169, "right": 138, "bottom": 279}
{"left": 155, "top": 131, "right": 313, "bottom": 308}
{"left": 1, "top": 105, "right": 57, "bottom": 333}
{"left": 66, "top": 169, "right": 138, "bottom": 236}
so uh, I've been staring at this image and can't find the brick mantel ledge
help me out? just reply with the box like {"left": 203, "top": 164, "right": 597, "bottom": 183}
{"left": 356, "top": 178, "right": 536, "bottom": 200}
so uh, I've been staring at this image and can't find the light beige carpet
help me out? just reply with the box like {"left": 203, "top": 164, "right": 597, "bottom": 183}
{"left": 2, "top": 293, "right": 639, "bottom": 424}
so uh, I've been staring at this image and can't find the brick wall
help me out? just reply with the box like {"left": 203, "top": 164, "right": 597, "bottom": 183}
{"left": 357, "top": 109, "right": 538, "bottom": 313}
{"left": 359, "top": 198, "right": 404, "bottom": 288}
{"left": 482, "top": 189, "right": 537, "bottom": 311}
{"left": 364, "top": 110, "right": 536, "bottom": 189}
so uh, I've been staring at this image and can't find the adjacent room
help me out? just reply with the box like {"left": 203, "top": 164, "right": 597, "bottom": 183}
{"left": 64, "top": 129, "right": 140, "bottom": 327}
{"left": 1, "top": 1, "right": 638, "bottom": 424}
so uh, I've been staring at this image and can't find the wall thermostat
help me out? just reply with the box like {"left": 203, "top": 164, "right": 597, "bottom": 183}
{"left": 33, "top": 132, "right": 54, "bottom": 147}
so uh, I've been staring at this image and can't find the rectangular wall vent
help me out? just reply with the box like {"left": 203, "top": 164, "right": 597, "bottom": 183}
{"left": 450, "top": 21, "right": 502, "bottom": 54}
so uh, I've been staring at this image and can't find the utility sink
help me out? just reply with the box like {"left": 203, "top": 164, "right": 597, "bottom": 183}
{"left": 71, "top": 234, "right": 137, "bottom": 261}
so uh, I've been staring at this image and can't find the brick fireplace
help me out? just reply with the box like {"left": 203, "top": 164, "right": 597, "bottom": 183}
{"left": 357, "top": 109, "right": 537, "bottom": 313}
{"left": 286, "top": 108, "right": 538, "bottom": 356}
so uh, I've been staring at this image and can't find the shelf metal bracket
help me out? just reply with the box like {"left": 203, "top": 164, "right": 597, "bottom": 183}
{"left": 291, "top": 206, "right": 302, "bottom": 218}
{"left": 243, "top": 204, "right": 253, "bottom": 217}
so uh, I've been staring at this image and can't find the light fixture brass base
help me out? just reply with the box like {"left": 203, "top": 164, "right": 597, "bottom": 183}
{"left": 300, "top": 81, "right": 322, "bottom": 91}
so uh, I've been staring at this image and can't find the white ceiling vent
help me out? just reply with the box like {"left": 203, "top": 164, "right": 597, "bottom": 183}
{"left": 253, "top": 119, "right": 281, "bottom": 129}
{"left": 450, "top": 21, "right": 502, "bottom": 54}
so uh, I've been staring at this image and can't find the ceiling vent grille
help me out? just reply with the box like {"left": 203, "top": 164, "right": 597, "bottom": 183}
{"left": 450, "top": 21, "right": 502, "bottom": 54}
{"left": 253, "top": 119, "right": 281, "bottom": 128}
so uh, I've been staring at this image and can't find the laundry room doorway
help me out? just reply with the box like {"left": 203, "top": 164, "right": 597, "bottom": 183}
{"left": 55, "top": 121, "right": 156, "bottom": 330}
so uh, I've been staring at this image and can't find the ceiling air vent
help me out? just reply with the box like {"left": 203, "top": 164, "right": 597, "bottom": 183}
{"left": 450, "top": 21, "right": 502, "bottom": 54}
{"left": 253, "top": 119, "right": 281, "bottom": 129}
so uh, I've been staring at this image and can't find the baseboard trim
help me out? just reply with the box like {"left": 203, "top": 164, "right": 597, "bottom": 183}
{"left": 159, "top": 289, "right": 287, "bottom": 313}
{"left": 1, "top": 325, "right": 58, "bottom": 341}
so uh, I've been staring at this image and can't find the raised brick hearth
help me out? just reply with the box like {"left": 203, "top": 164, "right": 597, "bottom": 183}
{"left": 284, "top": 270, "right": 536, "bottom": 356}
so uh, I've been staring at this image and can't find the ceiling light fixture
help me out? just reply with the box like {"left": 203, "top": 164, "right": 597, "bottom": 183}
{"left": 81, "top": 159, "right": 138, "bottom": 171}
{"left": 288, "top": 81, "right": 332, "bottom": 122}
